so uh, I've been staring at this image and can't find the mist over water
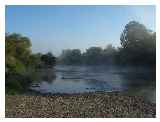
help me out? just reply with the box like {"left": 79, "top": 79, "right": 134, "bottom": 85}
{"left": 31, "top": 65, "right": 155, "bottom": 103}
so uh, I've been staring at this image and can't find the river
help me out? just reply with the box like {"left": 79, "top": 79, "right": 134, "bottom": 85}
{"left": 30, "top": 65, "right": 156, "bottom": 103}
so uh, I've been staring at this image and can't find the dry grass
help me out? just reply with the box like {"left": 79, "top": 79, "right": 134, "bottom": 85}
{"left": 5, "top": 92, "right": 156, "bottom": 118}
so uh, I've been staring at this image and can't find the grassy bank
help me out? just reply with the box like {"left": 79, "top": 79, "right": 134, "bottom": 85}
{"left": 6, "top": 91, "right": 156, "bottom": 118}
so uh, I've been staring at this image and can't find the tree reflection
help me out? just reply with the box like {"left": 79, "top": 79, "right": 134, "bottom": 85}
{"left": 36, "top": 68, "right": 56, "bottom": 83}
{"left": 121, "top": 70, "right": 156, "bottom": 89}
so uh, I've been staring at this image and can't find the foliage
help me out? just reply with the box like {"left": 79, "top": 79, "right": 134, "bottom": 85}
{"left": 59, "top": 21, "right": 156, "bottom": 67}
{"left": 59, "top": 45, "right": 117, "bottom": 65}
{"left": 6, "top": 33, "right": 56, "bottom": 94}
{"left": 119, "top": 21, "right": 156, "bottom": 66}
{"left": 59, "top": 49, "right": 82, "bottom": 65}
{"left": 41, "top": 52, "right": 56, "bottom": 67}
{"left": 83, "top": 47, "right": 103, "bottom": 65}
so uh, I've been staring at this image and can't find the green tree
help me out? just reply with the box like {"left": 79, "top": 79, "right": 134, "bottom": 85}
{"left": 6, "top": 33, "right": 32, "bottom": 74}
{"left": 119, "top": 21, "right": 156, "bottom": 66}
{"left": 59, "top": 49, "right": 82, "bottom": 65}
{"left": 84, "top": 47, "right": 103, "bottom": 65}
{"left": 6, "top": 33, "right": 57, "bottom": 94}
{"left": 102, "top": 44, "right": 117, "bottom": 64}
{"left": 41, "top": 52, "right": 56, "bottom": 67}
{"left": 6, "top": 33, "right": 33, "bottom": 93}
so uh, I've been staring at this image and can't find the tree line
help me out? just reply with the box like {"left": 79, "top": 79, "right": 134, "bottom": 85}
{"left": 59, "top": 21, "right": 156, "bottom": 67}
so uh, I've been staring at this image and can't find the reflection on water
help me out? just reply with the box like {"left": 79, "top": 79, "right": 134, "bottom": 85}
{"left": 30, "top": 65, "right": 156, "bottom": 103}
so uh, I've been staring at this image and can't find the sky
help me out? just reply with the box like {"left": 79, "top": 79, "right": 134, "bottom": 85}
{"left": 6, "top": 5, "right": 155, "bottom": 56}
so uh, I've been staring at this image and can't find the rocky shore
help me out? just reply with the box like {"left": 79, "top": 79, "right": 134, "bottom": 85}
{"left": 5, "top": 92, "right": 156, "bottom": 118}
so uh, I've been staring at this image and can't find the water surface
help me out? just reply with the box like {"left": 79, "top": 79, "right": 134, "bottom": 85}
{"left": 30, "top": 65, "right": 156, "bottom": 103}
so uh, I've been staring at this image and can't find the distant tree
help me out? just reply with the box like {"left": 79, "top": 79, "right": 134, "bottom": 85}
{"left": 41, "top": 52, "right": 56, "bottom": 67}
{"left": 68, "top": 49, "right": 82, "bottom": 64}
{"left": 59, "top": 46, "right": 117, "bottom": 65}
{"left": 59, "top": 49, "right": 82, "bottom": 65}
{"left": 102, "top": 44, "right": 117, "bottom": 64}
{"left": 59, "top": 49, "right": 71, "bottom": 64}
{"left": 84, "top": 47, "right": 103, "bottom": 65}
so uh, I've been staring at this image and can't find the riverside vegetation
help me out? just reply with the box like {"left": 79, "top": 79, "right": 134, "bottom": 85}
{"left": 5, "top": 21, "right": 156, "bottom": 117}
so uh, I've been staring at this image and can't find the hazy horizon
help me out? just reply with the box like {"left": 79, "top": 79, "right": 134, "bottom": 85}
{"left": 6, "top": 5, "right": 155, "bottom": 56}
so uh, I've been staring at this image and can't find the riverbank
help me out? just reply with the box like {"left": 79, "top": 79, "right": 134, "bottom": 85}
{"left": 6, "top": 91, "right": 156, "bottom": 118}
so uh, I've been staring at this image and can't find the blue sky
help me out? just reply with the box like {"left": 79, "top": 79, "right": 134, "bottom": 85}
{"left": 6, "top": 5, "right": 155, "bottom": 56}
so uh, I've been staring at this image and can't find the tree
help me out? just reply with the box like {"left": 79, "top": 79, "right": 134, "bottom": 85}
{"left": 59, "top": 46, "right": 117, "bottom": 65}
{"left": 84, "top": 47, "right": 103, "bottom": 65}
{"left": 27, "top": 53, "right": 42, "bottom": 68}
{"left": 5, "top": 33, "right": 57, "bottom": 94}
{"left": 102, "top": 44, "right": 117, "bottom": 64}
{"left": 59, "top": 49, "right": 82, "bottom": 65}
{"left": 119, "top": 21, "right": 156, "bottom": 66}
{"left": 6, "top": 33, "right": 32, "bottom": 74}
{"left": 6, "top": 33, "right": 33, "bottom": 93}
{"left": 41, "top": 52, "right": 56, "bottom": 67}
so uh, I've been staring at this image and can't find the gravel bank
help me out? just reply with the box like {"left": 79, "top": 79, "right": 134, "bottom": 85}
{"left": 5, "top": 92, "right": 156, "bottom": 118}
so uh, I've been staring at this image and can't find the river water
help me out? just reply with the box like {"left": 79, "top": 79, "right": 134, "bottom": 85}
{"left": 30, "top": 65, "right": 156, "bottom": 103}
